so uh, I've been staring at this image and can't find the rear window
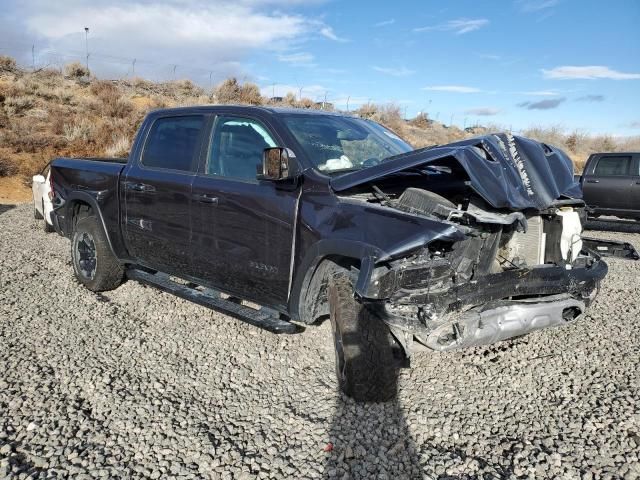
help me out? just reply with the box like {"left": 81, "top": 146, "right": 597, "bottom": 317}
{"left": 594, "top": 155, "right": 631, "bottom": 176}
{"left": 142, "top": 116, "right": 205, "bottom": 172}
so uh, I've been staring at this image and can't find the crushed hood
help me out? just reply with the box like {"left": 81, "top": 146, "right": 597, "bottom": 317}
{"left": 331, "top": 133, "right": 582, "bottom": 210}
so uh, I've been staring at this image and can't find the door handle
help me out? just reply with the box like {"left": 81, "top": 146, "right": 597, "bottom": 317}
{"left": 126, "top": 182, "right": 155, "bottom": 192}
{"left": 586, "top": 179, "right": 599, "bottom": 183}
{"left": 194, "top": 194, "right": 218, "bottom": 205}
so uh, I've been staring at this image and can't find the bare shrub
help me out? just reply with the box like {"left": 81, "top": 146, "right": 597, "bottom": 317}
{"left": 64, "top": 62, "right": 90, "bottom": 79}
{"left": 239, "top": 83, "right": 263, "bottom": 105}
{"left": 298, "top": 97, "right": 315, "bottom": 109}
{"left": 357, "top": 103, "right": 404, "bottom": 133}
{"left": 63, "top": 118, "right": 95, "bottom": 142}
{"left": 0, "top": 156, "right": 18, "bottom": 177}
{"left": 104, "top": 134, "right": 131, "bottom": 157}
{"left": 283, "top": 92, "right": 297, "bottom": 106}
{"left": 214, "top": 78, "right": 241, "bottom": 104}
{"left": 410, "top": 112, "right": 430, "bottom": 128}
{"left": 0, "top": 56, "right": 17, "bottom": 72}
{"left": 4, "top": 96, "right": 35, "bottom": 116}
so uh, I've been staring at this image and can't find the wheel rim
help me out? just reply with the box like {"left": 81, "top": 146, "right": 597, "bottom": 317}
{"left": 75, "top": 232, "right": 97, "bottom": 279}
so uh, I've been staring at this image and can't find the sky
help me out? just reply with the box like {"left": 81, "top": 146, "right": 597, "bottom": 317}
{"left": 0, "top": 0, "right": 639, "bottom": 135}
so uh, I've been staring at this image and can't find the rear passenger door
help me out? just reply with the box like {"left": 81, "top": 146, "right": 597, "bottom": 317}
{"left": 582, "top": 154, "right": 634, "bottom": 211}
{"left": 123, "top": 114, "right": 207, "bottom": 275}
{"left": 191, "top": 114, "right": 299, "bottom": 309}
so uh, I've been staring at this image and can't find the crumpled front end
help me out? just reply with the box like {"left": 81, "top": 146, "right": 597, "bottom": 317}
{"left": 352, "top": 193, "right": 608, "bottom": 354}
{"left": 332, "top": 133, "right": 638, "bottom": 354}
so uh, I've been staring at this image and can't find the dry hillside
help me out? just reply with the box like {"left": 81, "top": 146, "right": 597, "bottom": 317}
{"left": 1, "top": 55, "right": 638, "bottom": 202}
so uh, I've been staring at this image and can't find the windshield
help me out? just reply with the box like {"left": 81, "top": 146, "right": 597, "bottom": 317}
{"left": 281, "top": 113, "right": 413, "bottom": 173}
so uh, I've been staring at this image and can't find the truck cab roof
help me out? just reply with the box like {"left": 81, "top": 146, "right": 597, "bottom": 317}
{"left": 148, "top": 105, "right": 352, "bottom": 118}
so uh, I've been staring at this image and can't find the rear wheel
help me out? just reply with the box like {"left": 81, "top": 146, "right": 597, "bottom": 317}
{"left": 71, "top": 215, "right": 124, "bottom": 291}
{"left": 328, "top": 275, "right": 404, "bottom": 402}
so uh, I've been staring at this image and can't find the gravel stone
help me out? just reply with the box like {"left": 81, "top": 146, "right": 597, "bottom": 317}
{"left": 1, "top": 205, "right": 639, "bottom": 478}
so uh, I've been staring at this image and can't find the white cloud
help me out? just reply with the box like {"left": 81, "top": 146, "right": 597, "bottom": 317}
{"left": 465, "top": 107, "right": 501, "bottom": 116}
{"left": 516, "top": 0, "right": 560, "bottom": 12}
{"left": 414, "top": 18, "right": 489, "bottom": 35}
{"left": 15, "top": 0, "right": 313, "bottom": 80}
{"left": 423, "top": 85, "right": 482, "bottom": 93}
{"left": 372, "top": 66, "right": 415, "bottom": 77}
{"left": 320, "top": 26, "right": 347, "bottom": 42}
{"left": 374, "top": 18, "right": 395, "bottom": 27}
{"left": 278, "top": 52, "right": 315, "bottom": 65}
{"left": 542, "top": 66, "right": 640, "bottom": 80}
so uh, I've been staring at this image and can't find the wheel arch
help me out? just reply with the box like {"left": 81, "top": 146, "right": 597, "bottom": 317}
{"left": 289, "top": 239, "right": 384, "bottom": 324}
{"left": 64, "top": 193, "right": 120, "bottom": 261}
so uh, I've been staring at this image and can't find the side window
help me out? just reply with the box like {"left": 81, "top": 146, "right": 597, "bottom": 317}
{"left": 593, "top": 155, "right": 631, "bottom": 176}
{"left": 207, "top": 116, "right": 276, "bottom": 181}
{"left": 141, "top": 116, "right": 205, "bottom": 172}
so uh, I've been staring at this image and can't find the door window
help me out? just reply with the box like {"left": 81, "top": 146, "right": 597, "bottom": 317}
{"left": 594, "top": 155, "right": 631, "bottom": 176}
{"left": 207, "top": 117, "right": 277, "bottom": 181}
{"left": 141, "top": 116, "right": 205, "bottom": 172}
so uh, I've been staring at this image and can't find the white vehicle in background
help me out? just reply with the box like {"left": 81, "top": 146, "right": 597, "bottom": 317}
{"left": 32, "top": 164, "right": 54, "bottom": 232}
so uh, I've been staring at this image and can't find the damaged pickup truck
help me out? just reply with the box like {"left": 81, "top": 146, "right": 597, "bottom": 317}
{"left": 49, "top": 106, "right": 637, "bottom": 402}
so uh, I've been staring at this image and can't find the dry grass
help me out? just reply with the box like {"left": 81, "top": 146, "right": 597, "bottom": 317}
{"left": 0, "top": 54, "right": 638, "bottom": 201}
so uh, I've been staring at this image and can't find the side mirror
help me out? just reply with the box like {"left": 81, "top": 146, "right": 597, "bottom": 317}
{"left": 33, "top": 174, "right": 46, "bottom": 184}
{"left": 260, "top": 147, "right": 292, "bottom": 181}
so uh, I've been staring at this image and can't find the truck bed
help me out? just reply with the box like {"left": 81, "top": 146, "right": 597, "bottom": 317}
{"left": 50, "top": 157, "right": 127, "bottom": 239}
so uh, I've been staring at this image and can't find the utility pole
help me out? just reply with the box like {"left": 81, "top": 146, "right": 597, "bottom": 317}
{"left": 298, "top": 86, "right": 303, "bottom": 101}
{"left": 31, "top": 45, "right": 35, "bottom": 70}
{"left": 172, "top": 64, "right": 177, "bottom": 80}
{"left": 209, "top": 71, "right": 213, "bottom": 88}
{"left": 346, "top": 96, "right": 350, "bottom": 112}
{"left": 272, "top": 83, "right": 275, "bottom": 98}
{"left": 84, "top": 27, "right": 89, "bottom": 73}
{"left": 132, "top": 59, "right": 136, "bottom": 76}
{"left": 323, "top": 91, "right": 327, "bottom": 109}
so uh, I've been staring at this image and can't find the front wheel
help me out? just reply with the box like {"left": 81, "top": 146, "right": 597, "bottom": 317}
{"left": 71, "top": 215, "right": 124, "bottom": 292}
{"left": 328, "top": 275, "right": 405, "bottom": 402}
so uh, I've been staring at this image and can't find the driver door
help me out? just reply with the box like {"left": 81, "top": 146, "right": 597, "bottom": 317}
{"left": 191, "top": 114, "right": 299, "bottom": 309}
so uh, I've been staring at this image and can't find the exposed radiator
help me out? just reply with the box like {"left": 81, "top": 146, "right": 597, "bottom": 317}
{"left": 502, "top": 215, "right": 546, "bottom": 266}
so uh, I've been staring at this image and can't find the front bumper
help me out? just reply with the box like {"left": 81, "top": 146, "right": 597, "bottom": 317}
{"left": 376, "top": 258, "right": 608, "bottom": 352}
{"left": 418, "top": 293, "right": 591, "bottom": 351}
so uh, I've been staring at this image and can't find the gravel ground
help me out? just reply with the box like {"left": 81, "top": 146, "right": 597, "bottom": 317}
{"left": 1, "top": 203, "right": 639, "bottom": 479}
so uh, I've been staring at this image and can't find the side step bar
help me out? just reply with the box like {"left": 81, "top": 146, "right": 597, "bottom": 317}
{"left": 582, "top": 237, "right": 640, "bottom": 260}
{"left": 126, "top": 269, "right": 303, "bottom": 334}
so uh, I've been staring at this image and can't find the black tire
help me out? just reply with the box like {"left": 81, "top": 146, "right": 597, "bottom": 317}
{"left": 42, "top": 201, "right": 54, "bottom": 233}
{"left": 71, "top": 215, "right": 124, "bottom": 292}
{"left": 328, "top": 275, "right": 404, "bottom": 402}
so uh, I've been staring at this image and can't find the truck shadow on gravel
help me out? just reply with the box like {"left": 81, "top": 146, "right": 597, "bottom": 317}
{"left": 0, "top": 204, "right": 16, "bottom": 216}
{"left": 322, "top": 326, "right": 521, "bottom": 478}
{"left": 322, "top": 387, "right": 517, "bottom": 479}
{"left": 323, "top": 387, "right": 423, "bottom": 478}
